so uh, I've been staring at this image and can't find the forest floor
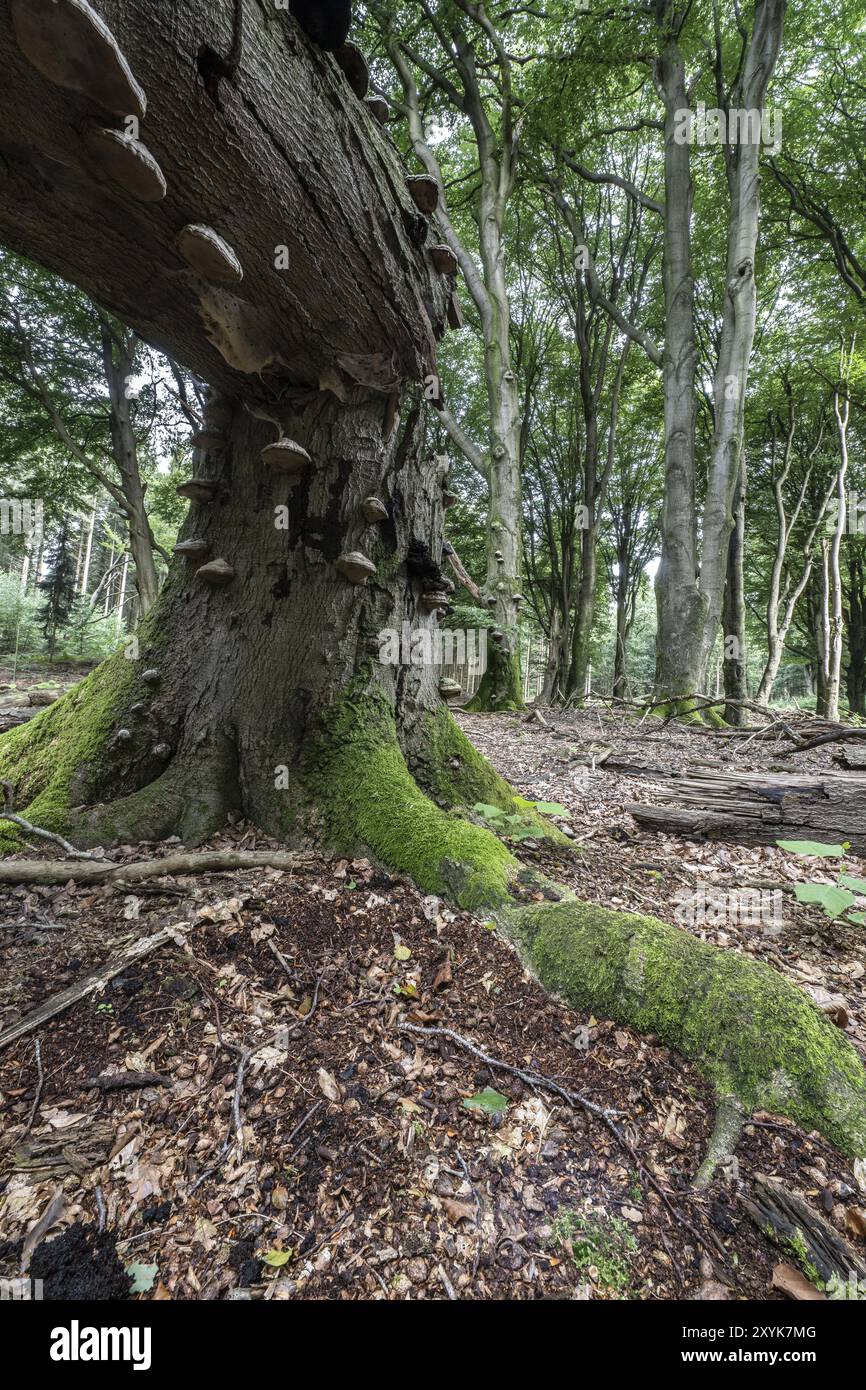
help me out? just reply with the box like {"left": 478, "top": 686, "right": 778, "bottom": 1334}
{"left": 0, "top": 701, "right": 865, "bottom": 1301}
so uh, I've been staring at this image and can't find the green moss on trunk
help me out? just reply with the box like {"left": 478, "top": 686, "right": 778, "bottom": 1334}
{"left": 414, "top": 709, "right": 570, "bottom": 847}
{"left": 466, "top": 641, "right": 525, "bottom": 712}
{"left": 0, "top": 652, "right": 135, "bottom": 849}
{"left": 504, "top": 899, "right": 866, "bottom": 1158}
{"left": 302, "top": 685, "right": 519, "bottom": 910}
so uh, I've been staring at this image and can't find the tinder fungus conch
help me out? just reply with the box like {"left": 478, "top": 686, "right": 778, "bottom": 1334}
{"left": 176, "top": 479, "right": 217, "bottom": 504}
{"left": 361, "top": 497, "right": 388, "bottom": 523}
{"left": 196, "top": 558, "right": 235, "bottom": 586}
{"left": 12, "top": 0, "right": 147, "bottom": 120}
{"left": 177, "top": 225, "right": 243, "bottom": 286}
{"left": 431, "top": 245, "right": 458, "bottom": 275}
{"left": 335, "top": 552, "right": 377, "bottom": 585}
{"left": 261, "top": 439, "right": 312, "bottom": 474}
{"left": 83, "top": 126, "right": 166, "bottom": 202}
{"left": 406, "top": 175, "right": 439, "bottom": 216}
{"left": 173, "top": 538, "right": 210, "bottom": 563}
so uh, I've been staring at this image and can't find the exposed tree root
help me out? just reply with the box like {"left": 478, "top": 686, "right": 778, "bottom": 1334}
{"left": 693, "top": 1094, "right": 746, "bottom": 1189}
{"left": 501, "top": 899, "right": 866, "bottom": 1162}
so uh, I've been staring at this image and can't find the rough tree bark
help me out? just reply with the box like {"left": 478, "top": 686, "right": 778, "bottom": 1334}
{"left": 0, "top": 0, "right": 863, "bottom": 1164}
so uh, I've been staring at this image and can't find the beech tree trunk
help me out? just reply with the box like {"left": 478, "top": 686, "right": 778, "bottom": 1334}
{"left": 0, "top": 0, "right": 468, "bottom": 850}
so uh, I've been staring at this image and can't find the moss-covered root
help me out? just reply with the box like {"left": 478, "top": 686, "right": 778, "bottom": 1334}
{"left": 465, "top": 641, "right": 525, "bottom": 713}
{"left": 304, "top": 687, "right": 550, "bottom": 911}
{"left": 504, "top": 900, "right": 866, "bottom": 1161}
{"left": 411, "top": 708, "right": 571, "bottom": 849}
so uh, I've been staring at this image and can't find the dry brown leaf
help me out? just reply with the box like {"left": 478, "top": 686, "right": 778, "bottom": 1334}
{"left": 771, "top": 1263, "right": 825, "bottom": 1300}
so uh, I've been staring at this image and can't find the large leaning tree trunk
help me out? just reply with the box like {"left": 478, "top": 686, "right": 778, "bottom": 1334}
{"left": 1, "top": 0, "right": 864, "bottom": 1167}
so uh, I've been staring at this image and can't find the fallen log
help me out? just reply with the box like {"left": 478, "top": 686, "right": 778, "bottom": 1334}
{"left": 742, "top": 1173, "right": 866, "bottom": 1294}
{"left": 630, "top": 769, "right": 866, "bottom": 853}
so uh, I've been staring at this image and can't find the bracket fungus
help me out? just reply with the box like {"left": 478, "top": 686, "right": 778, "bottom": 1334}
{"left": 176, "top": 224, "right": 243, "bottom": 286}
{"left": 261, "top": 439, "right": 312, "bottom": 475}
{"left": 439, "top": 678, "right": 462, "bottom": 702}
{"left": 421, "top": 591, "right": 450, "bottom": 614}
{"left": 365, "top": 95, "right": 390, "bottom": 125}
{"left": 141, "top": 669, "right": 160, "bottom": 686}
{"left": 334, "top": 42, "right": 369, "bottom": 99}
{"left": 485, "top": 595, "right": 497, "bottom": 608}
{"left": 431, "top": 244, "right": 458, "bottom": 276}
{"left": 83, "top": 126, "right": 166, "bottom": 202}
{"left": 494, "top": 550, "right": 504, "bottom": 563}
{"left": 406, "top": 175, "right": 439, "bottom": 217}
{"left": 361, "top": 496, "right": 388, "bottom": 523}
{"left": 335, "top": 552, "right": 377, "bottom": 585}
{"left": 173, "top": 538, "right": 210, "bottom": 563}
{"left": 176, "top": 478, "right": 218, "bottom": 504}
{"left": 196, "top": 558, "right": 235, "bottom": 586}
{"left": 11, "top": 0, "right": 146, "bottom": 120}
{"left": 447, "top": 292, "right": 465, "bottom": 331}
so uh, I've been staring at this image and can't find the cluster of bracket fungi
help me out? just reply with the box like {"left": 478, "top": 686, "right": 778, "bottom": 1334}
{"left": 13, "top": 0, "right": 466, "bottom": 700}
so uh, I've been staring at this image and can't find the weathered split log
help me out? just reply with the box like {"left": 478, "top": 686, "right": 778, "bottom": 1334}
{"left": 631, "top": 769, "right": 866, "bottom": 853}
{"left": 742, "top": 1174, "right": 866, "bottom": 1292}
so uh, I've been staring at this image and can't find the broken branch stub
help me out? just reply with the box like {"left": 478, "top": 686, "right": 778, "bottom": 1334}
{"left": 11, "top": 0, "right": 146, "bottom": 120}
{"left": 335, "top": 552, "right": 376, "bottom": 585}
{"left": 260, "top": 439, "right": 311, "bottom": 475}
{"left": 447, "top": 292, "right": 465, "bottom": 331}
{"left": 176, "top": 224, "right": 243, "bottom": 286}
{"left": 82, "top": 126, "right": 166, "bottom": 202}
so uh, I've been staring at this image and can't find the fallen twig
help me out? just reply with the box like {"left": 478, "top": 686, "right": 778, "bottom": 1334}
{"left": 1, "top": 779, "right": 100, "bottom": 860}
{"left": 22, "top": 1038, "right": 44, "bottom": 1136}
{"left": 83, "top": 1071, "right": 170, "bottom": 1092}
{"left": 0, "top": 849, "right": 321, "bottom": 886}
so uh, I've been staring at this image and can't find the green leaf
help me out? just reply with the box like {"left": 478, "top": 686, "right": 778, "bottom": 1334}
{"left": 776, "top": 839, "right": 846, "bottom": 857}
{"left": 473, "top": 802, "right": 505, "bottom": 820}
{"left": 463, "top": 1086, "right": 508, "bottom": 1115}
{"left": 838, "top": 873, "right": 866, "bottom": 894}
{"left": 126, "top": 1262, "right": 158, "bottom": 1294}
{"left": 394, "top": 943, "right": 412, "bottom": 961}
{"left": 794, "top": 883, "right": 855, "bottom": 918}
{"left": 847, "top": 911, "right": 866, "bottom": 924}
{"left": 263, "top": 1249, "right": 292, "bottom": 1268}
{"left": 534, "top": 801, "right": 571, "bottom": 818}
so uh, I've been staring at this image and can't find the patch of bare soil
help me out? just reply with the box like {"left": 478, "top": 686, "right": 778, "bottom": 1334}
{"left": 0, "top": 710, "right": 864, "bottom": 1301}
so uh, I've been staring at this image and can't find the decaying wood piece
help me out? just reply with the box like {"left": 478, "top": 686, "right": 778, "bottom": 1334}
{"left": 0, "top": 849, "right": 319, "bottom": 886}
{"left": 631, "top": 768, "right": 866, "bottom": 853}
{"left": 742, "top": 1174, "right": 866, "bottom": 1292}
{"left": 0, "top": 925, "right": 182, "bottom": 1052}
